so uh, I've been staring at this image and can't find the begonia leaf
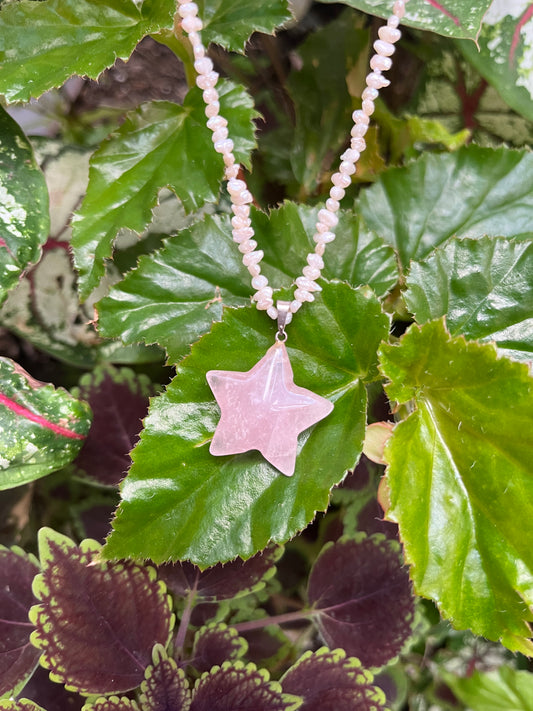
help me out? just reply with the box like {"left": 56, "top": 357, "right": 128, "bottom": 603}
{"left": 379, "top": 318, "right": 533, "bottom": 655}
{"left": 29, "top": 528, "right": 174, "bottom": 695}
{"left": 158, "top": 547, "right": 282, "bottom": 602}
{"left": 97, "top": 204, "right": 397, "bottom": 363}
{"left": 0, "top": 107, "right": 49, "bottom": 308}
{"left": 458, "top": 4, "right": 533, "bottom": 123}
{"left": 72, "top": 82, "right": 258, "bottom": 299}
{"left": 190, "top": 662, "right": 301, "bottom": 711}
{"left": 281, "top": 647, "right": 389, "bottom": 711}
{"left": 307, "top": 535, "right": 415, "bottom": 668}
{"left": 197, "top": 0, "right": 292, "bottom": 53}
{"left": 0, "top": 0, "right": 175, "bottom": 102}
{"left": 359, "top": 146, "right": 533, "bottom": 269}
{"left": 405, "top": 236, "right": 533, "bottom": 362}
{"left": 139, "top": 645, "right": 190, "bottom": 711}
{"left": 0, "top": 702, "right": 45, "bottom": 711}
{"left": 69, "top": 366, "right": 155, "bottom": 487}
{"left": 192, "top": 623, "right": 248, "bottom": 673}
{"left": 0, "top": 358, "right": 92, "bottom": 491}
{"left": 83, "top": 699, "right": 139, "bottom": 711}
{"left": 443, "top": 666, "right": 533, "bottom": 711}
{"left": 102, "top": 281, "right": 390, "bottom": 567}
{"left": 317, "top": 0, "right": 490, "bottom": 39}
{"left": 0, "top": 547, "right": 40, "bottom": 698}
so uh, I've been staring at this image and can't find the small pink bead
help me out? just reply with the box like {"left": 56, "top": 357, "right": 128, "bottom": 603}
{"left": 351, "top": 123, "right": 368, "bottom": 138}
{"left": 374, "top": 39, "right": 395, "bottom": 57}
{"left": 242, "top": 250, "right": 263, "bottom": 267}
{"left": 362, "top": 86, "right": 379, "bottom": 101}
{"left": 388, "top": 15, "right": 400, "bottom": 29}
{"left": 205, "top": 102, "right": 220, "bottom": 118}
{"left": 393, "top": 0, "right": 406, "bottom": 18}
{"left": 362, "top": 99, "right": 375, "bottom": 116}
{"left": 214, "top": 138, "right": 234, "bottom": 154}
{"left": 341, "top": 148, "right": 359, "bottom": 162}
{"left": 223, "top": 151, "right": 235, "bottom": 165}
{"left": 316, "top": 222, "right": 328, "bottom": 234}
{"left": 379, "top": 25, "right": 401, "bottom": 43}
{"left": 294, "top": 288, "right": 314, "bottom": 303}
{"left": 339, "top": 160, "right": 356, "bottom": 176}
{"left": 351, "top": 137, "right": 366, "bottom": 152}
{"left": 231, "top": 188, "right": 252, "bottom": 205}
{"left": 233, "top": 227, "right": 254, "bottom": 242}
{"left": 247, "top": 264, "right": 261, "bottom": 277}
{"left": 267, "top": 306, "right": 279, "bottom": 320}
{"left": 238, "top": 239, "right": 257, "bottom": 254}
{"left": 370, "top": 54, "right": 392, "bottom": 72}
{"left": 303, "top": 265, "right": 321, "bottom": 280}
{"left": 203, "top": 88, "right": 218, "bottom": 104}
{"left": 366, "top": 72, "right": 390, "bottom": 89}
{"left": 196, "top": 72, "right": 218, "bottom": 90}
{"left": 307, "top": 253, "right": 324, "bottom": 269}
{"left": 192, "top": 42, "right": 205, "bottom": 60}
{"left": 181, "top": 15, "right": 202, "bottom": 33}
{"left": 253, "top": 286, "right": 273, "bottom": 301}
{"left": 331, "top": 172, "right": 351, "bottom": 188}
{"left": 330, "top": 185, "right": 345, "bottom": 201}
{"left": 194, "top": 56, "right": 213, "bottom": 74}
{"left": 232, "top": 204, "right": 250, "bottom": 217}
{"left": 207, "top": 115, "right": 227, "bottom": 131}
{"left": 231, "top": 215, "right": 250, "bottom": 229}
{"left": 326, "top": 198, "right": 340, "bottom": 212}
{"left": 256, "top": 298, "right": 274, "bottom": 311}
{"left": 212, "top": 127, "right": 228, "bottom": 143}
{"left": 290, "top": 300, "right": 302, "bottom": 314}
{"left": 178, "top": 2, "right": 198, "bottom": 18}
{"left": 227, "top": 178, "right": 246, "bottom": 194}
{"left": 313, "top": 231, "right": 335, "bottom": 244}
{"left": 315, "top": 243, "right": 325, "bottom": 257}
{"left": 251, "top": 275, "right": 268, "bottom": 290}
{"left": 317, "top": 208, "right": 338, "bottom": 228}
{"left": 352, "top": 109, "right": 369, "bottom": 125}
{"left": 225, "top": 165, "right": 239, "bottom": 179}
{"left": 296, "top": 276, "right": 321, "bottom": 291}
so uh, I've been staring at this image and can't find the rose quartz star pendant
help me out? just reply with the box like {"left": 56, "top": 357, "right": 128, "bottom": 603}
{"left": 206, "top": 341, "right": 333, "bottom": 476}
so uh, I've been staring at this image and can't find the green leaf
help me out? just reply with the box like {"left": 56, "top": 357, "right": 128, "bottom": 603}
{"left": 443, "top": 666, "right": 533, "bottom": 711}
{"left": 97, "top": 204, "right": 398, "bottom": 363}
{"left": 72, "top": 83, "right": 257, "bottom": 300}
{"left": 0, "top": 107, "right": 49, "bottom": 308}
{"left": 379, "top": 319, "right": 533, "bottom": 655}
{"left": 103, "top": 281, "right": 390, "bottom": 567}
{"left": 197, "top": 0, "right": 292, "bottom": 53}
{"left": 0, "top": 702, "right": 46, "bottom": 711}
{"left": 316, "top": 0, "right": 491, "bottom": 40}
{"left": 0, "top": 358, "right": 92, "bottom": 491}
{"left": 458, "top": 5, "right": 533, "bottom": 123}
{"left": 0, "top": 0, "right": 175, "bottom": 102}
{"left": 359, "top": 145, "right": 533, "bottom": 269}
{"left": 405, "top": 236, "right": 533, "bottom": 362}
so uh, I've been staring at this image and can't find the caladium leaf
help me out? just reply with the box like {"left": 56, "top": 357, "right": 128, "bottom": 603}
{"left": 404, "top": 236, "right": 533, "bottom": 362}
{"left": 443, "top": 666, "right": 533, "bottom": 711}
{"left": 139, "top": 645, "right": 190, "bottom": 711}
{"left": 97, "top": 204, "right": 398, "bottom": 363}
{"left": 102, "top": 281, "right": 390, "bottom": 567}
{"left": 281, "top": 647, "right": 389, "bottom": 711}
{"left": 72, "top": 82, "right": 258, "bottom": 300}
{"left": 69, "top": 366, "right": 155, "bottom": 487}
{"left": 458, "top": 3, "right": 533, "bottom": 123}
{"left": 197, "top": 0, "right": 292, "bottom": 53}
{"left": 158, "top": 547, "right": 282, "bottom": 602}
{"left": 307, "top": 535, "right": 415, "bottom": 668}
{"left": 83, "top": 699, "right": 140, "bottom": 711}
{"left": 317, "top": 0, "right": 491, "bottom": 39}
{"left": 359, "top": 146, "right": 533, "bottom": 269}
{"left": 192, "top": 623, "right": 248, "bottom": 673}
{"left": 379, "top": 318, "right": 533, "bottom": 655}
{"left": 0, "top": 547, "right": 40, "bottom": 698}
{"left": 190, "top": 662, "right": 301, "bottom": 711}
{"left": 0, "top": 358, "right": 92, "bottom": 491}
{"left": 0, "top": 107, "right": 49, "bottom": 308}
{"left": 29, "top": 528, "right": 174, "bottom": 695}
{"left": 0, "top": 0, "right": 175, "bottom": 102}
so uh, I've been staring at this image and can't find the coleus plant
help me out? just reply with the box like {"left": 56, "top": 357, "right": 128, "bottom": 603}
{"left": 0, "top": 0, "right": 533, "bottom": 709}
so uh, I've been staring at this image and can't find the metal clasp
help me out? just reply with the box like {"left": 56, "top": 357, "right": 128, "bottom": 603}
{"left": 276, "top": 300, "right": 291, "bottom": 342}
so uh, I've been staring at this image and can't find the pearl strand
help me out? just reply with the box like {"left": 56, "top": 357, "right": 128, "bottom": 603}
{"left": 178, "top": 0, "right": 409, "bottom": 320}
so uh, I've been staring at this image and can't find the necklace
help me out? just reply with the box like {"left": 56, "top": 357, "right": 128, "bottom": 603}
{"left": 178, "top": 0, "right": 408, "bottom": 476}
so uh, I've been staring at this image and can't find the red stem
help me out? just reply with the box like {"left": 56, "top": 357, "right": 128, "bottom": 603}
{"left": 510, "top": 5, "right": 533, "bottom": 64}
{"left": 0, "top": 392, "right": 85, "bottom": 440}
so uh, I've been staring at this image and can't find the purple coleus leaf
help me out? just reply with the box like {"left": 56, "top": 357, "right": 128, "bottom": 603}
{"left": 139, "top": 645, "right": 190, "bottom": 711}
{"left": 82, "top": 698, "right": 140, "bottom": 711}
{"left": 281, "top": 647, "right": 389, "bottom": 711}
{"left": 0, "top": 701, "right": 46, "bottom": 711}
{"left": 29, "top": 528, "right": 174, "bottom": 695}
{"left": 192, "top": 623, "right": 248, "bottom": 673}
{"left": 0, "top": 547, "right": 40, "bottom": 698}
{"left": 19, "top": 664, "right": 85, "bottom": 711}
{"left": 158, "top": 547, "right": 282, "bottom": 603}
{"left": 71, "top": 366, "right": 155, "bottom": 487}
{"left": 189, "top": 662, "right": 302, "bottom": 711}
{"left": 307, "top": 534, "right": 415, "bottom": 668}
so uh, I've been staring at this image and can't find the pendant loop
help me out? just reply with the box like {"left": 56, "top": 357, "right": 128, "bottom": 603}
{"left": 276, "top": 300, "right": 291, "bottom": 342}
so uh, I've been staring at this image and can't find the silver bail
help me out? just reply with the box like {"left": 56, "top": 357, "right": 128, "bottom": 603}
{"left": 276, "top": 300, "right": 291, "bottom": 342}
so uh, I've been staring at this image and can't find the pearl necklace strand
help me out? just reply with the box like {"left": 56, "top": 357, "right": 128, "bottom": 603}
{"left": 177, "top": 0, "right": 409, "bottom": 323}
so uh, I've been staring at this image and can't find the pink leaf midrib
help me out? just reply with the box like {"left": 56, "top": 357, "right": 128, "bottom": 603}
{"left": 0, "top": 392, "right": 85, "bottom": 440}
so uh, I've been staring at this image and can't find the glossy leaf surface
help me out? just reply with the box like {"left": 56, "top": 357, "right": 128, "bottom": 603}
{"left": 0, "top": 358, "right": 92, "bottom": 491}
{"left": 139, "top": 646, "right": 190, "bottom": 711}
{"left": 0, "top": 547, "right": 40, "bottom": 698}
{"left": 103, "top": 282, "right": 389, "bottom": 567}
{"left": 307, "top": 535, "right": 415, "bottom": 668}
{"left": 30, "top": 529, "right": 174, "bottom": 694}
{"left": 198, "top": 0, "right": 291, "bottom": 52}
{"left": 72, "top": 83, "right": 257, "bottom": 299}
{"left": 380, "top": 319, "right": 533, "bottom": 655}
{"left": 190, "top": 662, "right": 301, "bottom": 711}
{"left": 281, "top": 648, "right": 388, "bottom": 711}
{"left": 69, "top": 366, "right": 155, "bottom": 487}
{"left": 444, "top": 666, "right": 533, "bottom": 711}
{"left": 192, "top": 623, "right": 248, "bottom": 672}
{"left": 317, "top": 0, "right": 491, "bottom": 39}
{"left": 359, "top": 146, "right": 533, "bottom": 269}
{"left": 405, "top": 236, "right": 533, "bottom": 362}
{"left": 0, "top": 108, "right": 49, "bottom": 308}
{"left": 97, "top": 204, "right": 397, "bottom": 363}
{"left": 0, "top": 0, "right": 175, "bottom": 102}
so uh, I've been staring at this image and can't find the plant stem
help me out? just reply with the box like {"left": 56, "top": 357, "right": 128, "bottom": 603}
{"left": 233, "top": 607, "right": 317, "bottom": 634}
{"left": 174, "top": 574, "right": 199, "bottom": 655}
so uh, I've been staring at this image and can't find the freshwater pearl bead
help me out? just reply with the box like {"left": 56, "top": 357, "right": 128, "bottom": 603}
{"left": 294, "top": 288, "right": 314, "bottom": 302}
{"left": 228, "top": 178, "right": 246, "bottom": 195}
{"left": 307, "top": 253, "right": 324, "bottom": 269}
{"left": 317, "top": 209, "right": 338, "bottom": 228}
{"left": 351, "top": 137, "right": 366, "bottom": 152}
{"left": 362, "top": 99, "right": 375, "bottom": 116}
{"left": 351, "top": 123, "right": 368, "bottom": 138}
{"left": 231, "top": 215, "right": 250, "bottom": 229}
{"left": 290, "top": 300, "right": 302, "bottom": 313}
{"left": 314, "top": 231, "right": 335, "bottom": 244}
{"left": 362, "top": 87, "right": 379, "bottom": 101}
{"left": 252, "top": 275, "right": 268, "bottom": 290}
{"left": 267, "top": 306, "right": 279, "bottom": 320}
{"left": 231, "top": 188, "right": 252, "bottom": 205}
{"left": 207, "top": 116, "right": 227, "bottom": 131}
{"left": 225, "top": 165, "right": 239, "bottom": 179}
{"left": 196, "top": 72, "right": 218, "bottom": 90}
{"left": 223, "top": 152, "right": 235, "bottom": 166}
{"left": 366, "top": 72, "right": 390, "bottom": 89}
{"left": 393, "top": 0, "right": 406, "bottom": 18}
{"left": 339, "top": 161, "right": 356, "bottom": 176}
{"left": 253, "top": 286, "right": 273, "bottom": 301}
{"left": 326, "top": 198, "right": 340, "bottom": 212}
{"left": 341, "top": 148, "right": 359, "bottom": 162}
{"left": 303, "top": 265, "right": 321, "bottom": 280}
{"left": 194, "top": 56, "right": 213, "bottom": 74}
{"left": 370, "top": 54, "right": 392, "bottom": 72}
{"left": 352, "top": 109, "right": 369, "bottom": 125}
{"left": 256, "top": 298, "right": 274, "bottom": 311}
{"left": 232, "top": 203, "right": 250, "bottom": 217}
{"left": 331, "top": 172, "right": 351, "bottom": 189}
{"left": 205, "top": 101, "right": 220, "bottom": 118}
{"left": 242, "top": 250, "right": 263, "bottom": 267}
{"left": 296, "top": 276, "right": 321, "bottom": 291}
{"left": 214, "top": 138, "right": 234, "bottom": 154}
{"left": 179, "top": 2, "right": 198, "bottom": 17}
{"left": 181, "top": 15, "right": 202, "bottom": 33}
{"left": 192, "top": 43, "right": 205, "bottom": 59}
{"left": 315, "top": 243, "right": 325, "bottom": 257}
{"left": 330, "top": 186, "right": 345, "bottom": 201}
{"left": 378, "top": 25, "right": 401, "bottom": 43}
{"left": 374, "top": 39, "right": 395, "bottom": 57}
{"left": 212, "top": 127, "right": 228, "bottom": 143}
{"left": 233, "top": 227, "right": 254, "bottom": 242}
{"left": 316, "top": 222, "right": 329, "bottom": 233}
{"left": 238, "top": 240, "right": 257, "bottom": 254}
{"left": 203, "top": 88, "right": 218, "bottom": 104}
{"left": 248, "top": 263, "right": 261, "bottom": 277}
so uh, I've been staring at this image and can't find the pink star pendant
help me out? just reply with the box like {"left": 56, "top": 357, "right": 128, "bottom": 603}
{"left": 206, "top": 341, "right": 333, "bottom": 476}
